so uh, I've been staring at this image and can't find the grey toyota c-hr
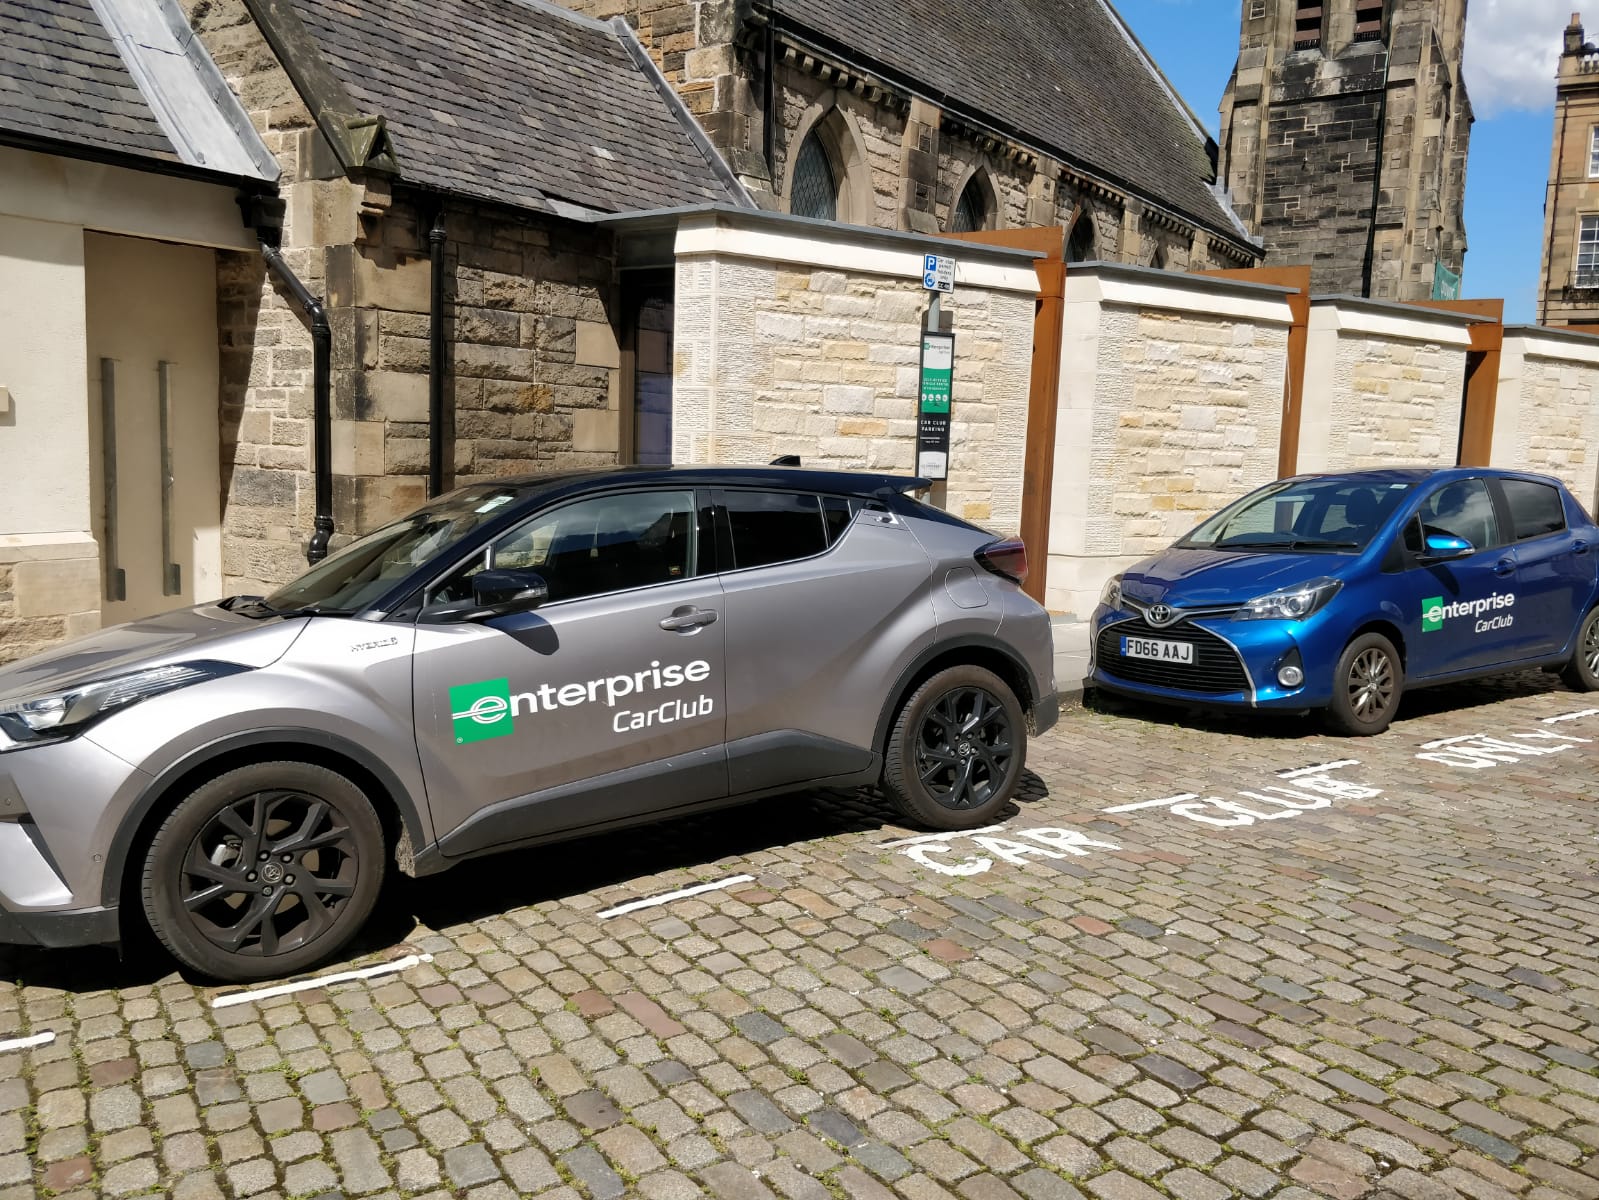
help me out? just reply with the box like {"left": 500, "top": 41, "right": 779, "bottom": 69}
{"left": 0, "top": 467, "right": 1058, "bottom": 980}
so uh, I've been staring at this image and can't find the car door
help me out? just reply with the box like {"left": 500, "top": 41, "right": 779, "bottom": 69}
{"left": 411, "top": 488, "right": 728, "bottom": 857}
{"left": 1395, "top": 477, "right": 1523, "bottom": 678}
{"left": 712, "top": 488, "right": 936, "bottom": 794}
{"left": 1493, "top": 477, "right": 1593, "bottom": 659}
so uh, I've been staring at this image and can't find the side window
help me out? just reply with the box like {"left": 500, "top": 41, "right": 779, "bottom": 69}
{"left": 429, "top": 490, "right": 697, "bottom": 607}
{"left": 1419, "top": 478, "right": 1500, "bottom": 551}
{"left": 1500, "top": 479, "right": 1567, "bottom": 541}
{"left": 720, "top": 491, "right": 834, "bottom": 570}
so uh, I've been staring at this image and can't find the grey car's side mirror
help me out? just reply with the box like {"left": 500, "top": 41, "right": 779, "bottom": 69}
{"left": 1421, "top": 533, "right": 1474, "bottom": 562}
{"left": 472, "top": 569, "right": 549, "bottom": 614}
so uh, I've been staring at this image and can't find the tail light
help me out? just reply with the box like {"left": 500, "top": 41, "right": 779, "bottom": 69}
{"left": 976, "top": 538, "right": 1028, "bottom": 585}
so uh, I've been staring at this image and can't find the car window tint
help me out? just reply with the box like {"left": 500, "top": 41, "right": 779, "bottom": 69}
{"left": 1419, "top": 478, "right": 1499, "bottom": 550}
{"left": 432, "top": 491, "right": 696, "bottom": 606}
{"left": 823, "top": 496, "right": 855, "bottom": 545}
{"left": 723, "top": 491, "right": 829, "bottom": 568}
{"left": 1501, "top": 479, "right": 1567, "bottom": 541}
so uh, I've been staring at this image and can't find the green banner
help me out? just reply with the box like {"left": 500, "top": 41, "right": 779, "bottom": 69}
{"left": 1432, "top": 262, "right": 1461, "bottom": 301}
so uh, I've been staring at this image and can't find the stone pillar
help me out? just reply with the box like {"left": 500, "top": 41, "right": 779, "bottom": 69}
{"left": 1026, "top": 158, "right": 1062, "bottom": 228}
{"left": 898, "top": 99, "right": 943, "bottom": 234}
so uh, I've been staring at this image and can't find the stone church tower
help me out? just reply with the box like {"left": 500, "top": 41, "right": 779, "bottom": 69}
{"left": 1218, "top": 0, "right": 1471, "bottom": 300}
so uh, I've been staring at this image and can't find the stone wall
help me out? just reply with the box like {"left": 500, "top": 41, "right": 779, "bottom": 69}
{"left": 1492, "top": 328, "right": 1599, "bottom": 513}
{"left": 672, "top": 212, "right": 1038, "bottom": 530}
{"left": 1298, "top": 298, "right": 1473, "bottom": 474}
{"left": 0, "top": 538, "right": 100, "bottom": 667}
{"left": 1048, "top": 264, "right": 1295, "bottom": 617}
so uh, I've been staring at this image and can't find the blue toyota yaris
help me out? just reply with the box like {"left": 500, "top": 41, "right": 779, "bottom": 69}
{"left": 1090, "top": 468, "right": 1599, "bottom": 734}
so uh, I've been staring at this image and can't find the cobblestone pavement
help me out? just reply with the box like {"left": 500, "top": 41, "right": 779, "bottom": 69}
{"left": 4, "top": 674, "right": 1599, "bottom": 1200}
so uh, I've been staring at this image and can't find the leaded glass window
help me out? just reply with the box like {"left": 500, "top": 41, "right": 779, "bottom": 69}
{"left": 952, "top": 181, "right": 986, "bottom": 233}
{"left": 791, "top": 134, "right": 837, "bottom": 221}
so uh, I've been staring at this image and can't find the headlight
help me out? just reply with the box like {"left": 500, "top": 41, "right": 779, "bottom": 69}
{"left": 0, "top": 661, "right": 247, "bottom": 751}
{"left": 1100, "top": 574, "right": 1124, "bottom": 610}
{"left": 1235, "top": 577, "right": 1342, "bottom": 622}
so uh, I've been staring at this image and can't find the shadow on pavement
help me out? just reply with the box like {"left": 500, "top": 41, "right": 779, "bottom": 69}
{"left": 1083, "top": 670, "right": 1581, "bottom": 739}
{"left": 0, "top": 771, "right": 1053, "bottom": 996}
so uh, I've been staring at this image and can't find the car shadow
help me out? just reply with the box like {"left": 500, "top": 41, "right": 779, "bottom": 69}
{"left": 0, "top": 772, "right": 1053, "bottom": 995}
{"left": 1084, "top": 670, "right": 1585, "bottom": 739}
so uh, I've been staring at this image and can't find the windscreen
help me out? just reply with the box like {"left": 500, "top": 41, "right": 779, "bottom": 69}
{"left": 1179, "top": 478, "right": 1416, "bottom": 553}
{"left": 264, "top": 486, "right": 521, "bottom": 614}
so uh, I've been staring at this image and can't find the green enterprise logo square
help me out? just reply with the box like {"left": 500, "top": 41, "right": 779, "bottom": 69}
{"left": 450, "top": 678, "right": 513, "bottom": 744}
{"left": 1422, "top": 597, "right": 1444, "bottom": 633}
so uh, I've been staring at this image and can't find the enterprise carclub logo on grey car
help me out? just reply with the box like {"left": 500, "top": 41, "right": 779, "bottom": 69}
{"left": 0, "top": 466, "right": 1057, "bottom": 981}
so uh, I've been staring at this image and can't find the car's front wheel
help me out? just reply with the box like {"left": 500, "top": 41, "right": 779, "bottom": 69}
{"left": 141, "top": 761, "right": 385, "bottom": 982}
{"left": 883, "top": 665, "right": 1027, "bottom": 829}
{"left": 1325, "top": 632, "right": 1403, "bottom": 736}
{"left": 1563, "top": 607, "right": 1599, "bottom": 691}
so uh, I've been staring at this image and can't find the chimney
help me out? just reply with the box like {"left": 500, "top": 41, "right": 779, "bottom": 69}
{"left": 1566, "top": 12, "right": 1586, "bottom": 56}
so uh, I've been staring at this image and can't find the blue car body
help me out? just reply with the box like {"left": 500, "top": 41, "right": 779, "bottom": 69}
{"left": 1090, "top": 467, "right": 1599, "bottom": 717}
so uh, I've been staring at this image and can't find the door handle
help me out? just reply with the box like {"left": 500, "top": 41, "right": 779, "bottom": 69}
{"left": 1575, "top": 540, "right": 1590, "bottom": 556}
{"left": 659, "top": 607, "right": 718, "bottom": 632}
{"left": 1494, "top": 558, "right": 1515, "bottom": 577}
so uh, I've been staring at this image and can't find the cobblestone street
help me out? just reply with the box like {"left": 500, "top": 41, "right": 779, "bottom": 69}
{"left": 3, "top": 675, "right": 1598, "bottom": 1200}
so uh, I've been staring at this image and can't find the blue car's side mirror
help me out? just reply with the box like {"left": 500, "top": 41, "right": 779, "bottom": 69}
{"left": 1422, "top": 533, "right": 1474, "bottom": 561}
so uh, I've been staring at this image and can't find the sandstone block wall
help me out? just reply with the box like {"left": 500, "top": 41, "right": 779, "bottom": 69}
{"left": 0, "top": 536, "right": 101, "bottom": 666}
{"left": 1492, "top": 329, "right": 1599, "bottom": 514}
{"left": 1298, "top": 299, "right": 1474, "bottom": 475}
{"left": 1048, "top": 266, "right": 1295, "bottom": 617}
{"left": 673, "top": 216, "right": 1036, "bottom": 531}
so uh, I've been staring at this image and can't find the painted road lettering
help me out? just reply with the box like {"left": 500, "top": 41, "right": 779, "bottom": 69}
{"left": 1103, "top": 760, "right": 1380, "bottom": 827}
{"left": 1416, "top": 729, "right": 1590, "bottom": 770}
{"left": 881, "top": 824, "right": 1120, "bottom": 877}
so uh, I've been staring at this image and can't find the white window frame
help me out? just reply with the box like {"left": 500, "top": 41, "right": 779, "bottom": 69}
{"left": 1577, "top": 214, "right": 1599, "bottom": 289}
{"left": 1588, "top": 127, "right": 1599, "bottom": 178}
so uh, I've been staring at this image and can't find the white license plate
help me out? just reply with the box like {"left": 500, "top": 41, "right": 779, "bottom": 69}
{"left": 1121, "top": 636, "right": 1194, "bottom": 664}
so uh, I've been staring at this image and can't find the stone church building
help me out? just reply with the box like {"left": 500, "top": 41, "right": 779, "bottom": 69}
{"left": 1218, "top": 0, "right": 1471, "bottom": 300}
{"left": 562, "top": 0, "right": 1260, "bottom": 271}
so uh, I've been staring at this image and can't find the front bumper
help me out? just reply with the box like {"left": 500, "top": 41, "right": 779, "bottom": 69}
{"left": 1031, "top": 692, "right": 1061, "bottom": 735}
{"left": 1089, "top": 605, "right": 1332, "bottom": 709}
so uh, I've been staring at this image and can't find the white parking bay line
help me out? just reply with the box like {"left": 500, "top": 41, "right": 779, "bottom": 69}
{"left": 211, "top": 953, "right": 434, "bottom": 1010}
{"left": 596, "top": 874, "right": 756, "bottom": 919}
{"left": 0, "top": 1030, "right": 57, "bottom": 1053}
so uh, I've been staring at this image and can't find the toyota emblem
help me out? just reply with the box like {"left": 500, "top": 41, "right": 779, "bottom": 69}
{"left": 1148, "top": 604, "right": 1175, "bottom": 627}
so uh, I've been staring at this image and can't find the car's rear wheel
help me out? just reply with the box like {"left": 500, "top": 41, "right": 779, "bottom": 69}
{"left": 883, "top": 665, "right": 1026, "bottom": 829}
{"left": 1562, "top": 607, "right": 1599, "bottom": 691}
{"left": 1325, "top": 632, "right": 1403, "bottom": 736}
{"left": 141, "top": 761, "right": 384, "bottom": 982}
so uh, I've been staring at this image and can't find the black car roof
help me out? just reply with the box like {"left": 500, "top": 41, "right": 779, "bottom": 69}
{"left": 460, "top": 465, "right": 934, "bottom": 503}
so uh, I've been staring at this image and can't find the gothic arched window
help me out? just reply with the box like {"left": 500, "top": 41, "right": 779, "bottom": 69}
{"left": 1067, "top": 215, "right": 1096, "bottom": 263}
{"left": 791, "top": 132, "right": 838, "bottom": 222}
{"left": 952, "top": 178, "right": 989, "bottom": 233}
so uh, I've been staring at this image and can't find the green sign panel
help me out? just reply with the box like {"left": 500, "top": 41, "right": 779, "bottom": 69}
{"left": 915, "top": 331, "right": 955, "bottom": 479}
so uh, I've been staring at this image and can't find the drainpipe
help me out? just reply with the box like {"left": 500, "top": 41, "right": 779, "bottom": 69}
{"left": 1360, "top": 41, "right": 1394, "bottom": 298}
{"left": 259, "top": 240, "right": 335, "bottom": 564}
{"left": 428, "top": 209, "right": 448, "bottom": 498}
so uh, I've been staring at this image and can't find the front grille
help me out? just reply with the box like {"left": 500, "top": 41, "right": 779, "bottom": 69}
{"left": 1097, "top": 617, "right": 1251, "bottom": 695}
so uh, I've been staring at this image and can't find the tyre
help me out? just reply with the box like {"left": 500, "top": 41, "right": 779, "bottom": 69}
{"left": 882, "top": 665, "right": 1027, "bottom": 830}
{"left": 1325, "top": 632, "right": 1403, "bottom": 736}
{"left": 141, "top": 761, "right": 385, "bottom": 982}
{"left": 1562, "top": 607, "right": 1599, "bottom": 691}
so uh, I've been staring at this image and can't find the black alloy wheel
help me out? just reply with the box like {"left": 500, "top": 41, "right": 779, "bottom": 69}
{"left": 143, "top": 762, "right": 384, "bottom": 981}
{"left": 916, "top": 686, "right": 1015, "bottom": 810}
{"left": 883, "top": 664, "right": 1027, "bottom": 829}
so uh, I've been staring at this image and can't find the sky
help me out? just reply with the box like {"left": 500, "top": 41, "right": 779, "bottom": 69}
{"left": 1111, "top": 0, "right": 1572, "bottom": 321}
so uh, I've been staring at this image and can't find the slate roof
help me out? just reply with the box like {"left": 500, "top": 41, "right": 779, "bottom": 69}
{"left": 767, "top": 0, "right": 1251, "bottom": 245}
{"left": 0, "top": 0, "right": 177, "bottom": 164}
{"left": 283, "top": 0, "right": 746, "bottom": 215}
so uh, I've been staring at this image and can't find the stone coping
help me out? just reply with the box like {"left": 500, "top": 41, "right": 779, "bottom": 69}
{"left": 1067, "top": 258, "right": 1300, "bottom": 298}
{"left": 1310, "top": 293, "right": 1493, "bottom": 324}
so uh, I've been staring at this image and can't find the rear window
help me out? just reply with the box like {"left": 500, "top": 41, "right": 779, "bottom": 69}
{"left": 721, "top": 491, "right": 852, "bottom": 569}
{"left": 1501, "top": 479, "right": 1567, "bottom": 541}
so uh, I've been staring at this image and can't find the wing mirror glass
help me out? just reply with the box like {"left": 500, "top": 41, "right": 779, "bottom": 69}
{"left": 1422, "top": 533, "right": 1474, "bottom": 561}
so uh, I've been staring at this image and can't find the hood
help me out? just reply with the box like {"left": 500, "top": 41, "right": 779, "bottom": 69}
{"left": 1121, "top": 548, "right": 1356, "bottom": 608}
{"left": 0, "top": 604, "right": 309, "bottom": 705}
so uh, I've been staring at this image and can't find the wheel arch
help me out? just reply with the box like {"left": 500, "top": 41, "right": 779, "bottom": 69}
{"left": 873, "top": 636, "right": 1041, "bottom": 758}
{"left": 1346, "top": 618, "right": 1408, "bottom": 671}
{"left": 105, "top": 728, "right": 429, "bottom": 909}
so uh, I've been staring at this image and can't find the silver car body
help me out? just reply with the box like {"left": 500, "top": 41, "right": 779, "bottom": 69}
{"left": 0, "top": 467, "right": 1057, "bottom": 948}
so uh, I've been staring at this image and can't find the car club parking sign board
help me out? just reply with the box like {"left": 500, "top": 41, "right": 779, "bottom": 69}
{"left": 915, "top": 330, "right": 955, "bottom": 480}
